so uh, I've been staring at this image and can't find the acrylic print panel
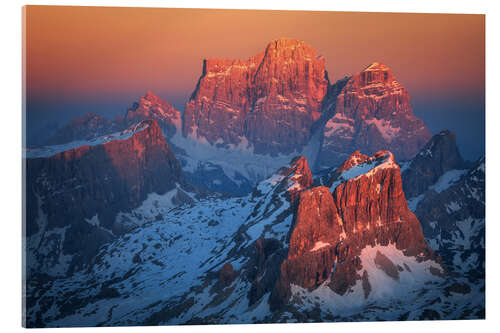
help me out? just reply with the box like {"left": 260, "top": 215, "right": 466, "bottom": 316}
{"left": 22, "top": 5, "right": 485, "bottom": 327}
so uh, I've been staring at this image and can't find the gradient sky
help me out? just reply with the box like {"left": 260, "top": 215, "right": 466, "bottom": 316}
{"left": 24, "top": 6, "right": 485, "bottom": 160}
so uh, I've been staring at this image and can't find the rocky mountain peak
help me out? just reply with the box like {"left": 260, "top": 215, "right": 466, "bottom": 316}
{"left": 26, "top": 118, "right": 183, "bottom": 275}
{"left": 402, "top": 130, "right": 466, "bottom": 198}
{"left": 359, "top": 61, "right": 395, "bottom": 86}
{"left": 278, "top": 156, "right": 313, "bottom": 203}
{"left": 364, "top": 61, "right": 389, "bottom": 70}
{"left": 143, "top": 90, "right": 161, "bottom": 101}
{"left": 263, "top": 38, "right": 317, "bottom": 58}
{"left": 126, "top": 92, "right": 181, "bottom": 139}
{"left": 331, "top": 150, "right": 409, "bottom": 237}
{"left": 44, "top": 112, "right": 119, "bottom": 146}
{"left": 128, "top": 91, "right": 175, "bottom": 117}
{"left": 66, "top": 112, "right": 109, "bottom": 130}
{"left": 183, "top": 38, "right": 328, "bottom": 155}
{"left": 327, "top": 150, "right": 397, "bottom": 191}
{"left": 344, "top": 62, "right": 406, "bottom": 111}
{"left": 318, "top": 62, "right": 431, "bottom": 168}
{"left": 287, "top": 156, "right": 313, "bottom": 185}
{"left": 276, "top": 149, "right": 438, "bottom": 303}
{"left": 337, "top": 150, "right": 370, "bottom": 172}
{"left": 417, "top": 130, "right": 464, "bottom": 165}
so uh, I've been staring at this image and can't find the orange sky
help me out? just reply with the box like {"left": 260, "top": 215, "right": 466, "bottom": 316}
{"left": 25, "top": 6, "right": 484, "bottom": 104}
{"left": 24, "top": 6, "right": 485, "bottom": 159}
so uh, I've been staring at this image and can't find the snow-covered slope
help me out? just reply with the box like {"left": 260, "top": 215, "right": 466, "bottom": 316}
{"left": 25, "top": 121, "right": 151, "bottom": 159}
{"left": 25, "top": 153, "right": 484, "bottom": 327}
{"left": 401, "top": 131, "right": 484, "bottom": 283}
{"left": 327, "top": 150, "right": 396, "bottom": 191}
{"left": 169, "top": 131, "right": 305, "bottom": 195}
{"left": 290, "top": 244, "right": 445, "bottom": 321}
{"left": 25, "top": 156, "right": 307, "bottom": 327}
{"left": 24, "top": 120, "right": 189, "bottom": 280}
{"left": 410, "top": 158, "right": 485, "bottom": 280}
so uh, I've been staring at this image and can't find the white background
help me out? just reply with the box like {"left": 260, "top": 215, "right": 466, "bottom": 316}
{"left": 0, "top": 0, "right": 497, "bottom": 332}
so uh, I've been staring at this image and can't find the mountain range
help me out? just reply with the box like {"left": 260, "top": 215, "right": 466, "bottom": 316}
{"left": 40, "top": 38, "right": 433, "bottom": 195}
{"left": 24, "top": 38, "right": 485, "bottom": 327}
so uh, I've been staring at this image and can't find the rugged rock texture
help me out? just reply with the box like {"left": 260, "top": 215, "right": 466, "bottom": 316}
{"left": 125, "top": 91, "right": 182, "bottom": 139}
{"left": 275, "top": 151, "right": 436, "bottom": 302}
{"left": 251, "top": 155, "right": 313, "bottom": 206}
{"left": 45, "top": 113, "right": 121, "bottom": 145}
{"left": 182, "top": 55, "right": 262, "bottom": 146}
{"left": 24, "top": 152, "right": 482, "bottom": 327}
{"left": 318, "top": 62, "right": 431, "bottom": 168}
{"left": 402, "top": 130, "right": 466, "bottom": 198}
{"left": 219, "top": 262, "right": 236, "bottom": 288}
{"left": 26, "top": 119, "right": 183, "bottom": 276}
{"left": 288, "top": 187, "right": 343, "bottom": 259}
{"left": 337, "top": 150, "right": 369, "bottom": 172}
{"left": 248, "top": 238, "right": 286, "bottom": 307}
{"left": 183, "top": 38, "right": 329, "bottom": 155}
{"left": 374, "top": 251, "right": 400, "bottom": 280}
{"left": 397, "top": 133, "right": 484, "bottom": 293}
{"left": 44, "top": 92, "right": 181, "bottom": 146}
{"left": 281, "top": 156, "right": 313, "bottom": 203}
{"left": 246, "top": 156, "right": 313, "bottom": 308}
{"left": 273, "top": 187, "right": 344, "bottom": 301}
{"left": 42, "top": 48, "right": 434, "bottom": 198}
{"left": 332, "top": 152, "right": 427, "bottom": 250}
{"left": 413, "top": 157, "right": 484, "bottom": 280}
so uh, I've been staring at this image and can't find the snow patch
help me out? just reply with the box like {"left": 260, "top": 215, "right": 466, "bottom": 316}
{"left": 429, "top": 169, "right": 468, "bottom": 193}
{"left": 170, "top": 132, "right": 298, "bottom": 187}
{"left": 25, "top": 122, "right": 150, "bottom": 158}
{"left": 365, "top": 118, "right": 401, "bottom": 142}
{"left": 407, "top": 194, "right": 425, "bottom": 212}
{"left": 85, "top": 214, "right": 100, "bottom": 227}
{"left": 446, "top": 201, "right": 461, "bottom": 213}
{"left": 310, "top": 241, "right": 331, "bottom": 252}
{"left": 290, "top": 244, "right": 443, "bottom": 317}
{"left": 330, "top": 152, "right": 397, "bottom": 191}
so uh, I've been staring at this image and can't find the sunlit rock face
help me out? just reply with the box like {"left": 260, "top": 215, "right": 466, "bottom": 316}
{"left": 25, "top": 119, "right": 183, "bottom": 276}
{"left": 317, "top": 62, "right": 431, "bottom": 168}
{"left": 274, "top": 151, "right": 440, "bottom": 306}
{"left": 45, "top": 91, "right": 182, "bottom": 145}
{"left": 183, "top": 38, "right": 329, "bottom": 155}
{"left": 125, "top": 91, "right": 182, "bottom": 139}
{"left": 26, "top": 153, "right": 483, "bottom": 326}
